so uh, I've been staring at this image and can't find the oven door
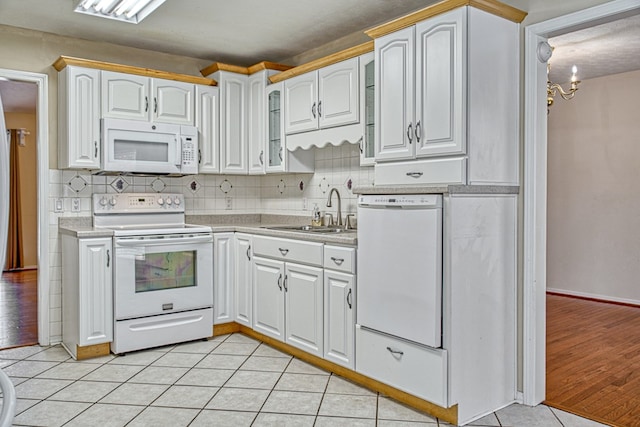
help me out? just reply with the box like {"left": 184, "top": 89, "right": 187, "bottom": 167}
{"left": 113, "top": 232, "right": 213, "bottom": 320}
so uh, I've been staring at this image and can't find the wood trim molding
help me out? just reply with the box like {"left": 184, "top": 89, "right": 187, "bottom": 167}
{"left": 76, "top": 342, "right": 110, "bottom": 360}
{"left": 222, "top": 324, "right": 459, "bottom": 425}
{"left": 365, "top": 0, "right": 527, "bottom": 39}
{"left": 200, "top": 61, "right": 293, "bottom": 78}
{"left": 212, "top": 322, "right": 242, "bottom": 336}
{"left": 269, "top": 41, "right": 374, "bottom": 84}
{"left": 53, "top": 56, "right": 217, "bottom": 86}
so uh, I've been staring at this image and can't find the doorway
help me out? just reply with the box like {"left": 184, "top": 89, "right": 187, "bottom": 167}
{"left": 0, "top": 68, "right": 50, "bottom": 349}
{"left": 523, "top": 0, "right": 640, "bottom": 417}
{"left": 0, "top": 79, "right": 39, "bottom": 350}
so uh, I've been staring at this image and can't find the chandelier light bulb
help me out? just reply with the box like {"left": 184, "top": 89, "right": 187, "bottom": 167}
{"left": 571, "top": 65, "right": 578, "bottom": 82}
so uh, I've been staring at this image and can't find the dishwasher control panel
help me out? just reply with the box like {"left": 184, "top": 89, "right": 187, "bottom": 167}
{"left": 358, "top": 194, "right": 442, "bottom": 208}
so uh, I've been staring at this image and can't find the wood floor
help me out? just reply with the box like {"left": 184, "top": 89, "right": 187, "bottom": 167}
{"left": 0, "top": 269, "right": 38, "bottom": 350}
{"left": 546, "top": 293, "right": 640, "bottom": 427}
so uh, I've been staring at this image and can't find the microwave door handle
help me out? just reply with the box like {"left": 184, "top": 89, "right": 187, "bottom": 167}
{"left": 175, "top": 136, "right": 182, "bottom": 167}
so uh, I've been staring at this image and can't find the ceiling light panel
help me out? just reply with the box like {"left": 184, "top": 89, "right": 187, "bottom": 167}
{"left": 74, "top": 0, "right": 166, "bottom": 24}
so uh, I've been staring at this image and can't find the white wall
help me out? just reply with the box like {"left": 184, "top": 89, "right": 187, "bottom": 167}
{"left": 547, "top": 69, "right": 640, "bottom": 305}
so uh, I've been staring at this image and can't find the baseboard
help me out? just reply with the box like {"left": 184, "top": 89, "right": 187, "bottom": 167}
{"left": 547, "top": 288, "right": 640, "bottom": 308}
{"left": 213, "top": 322, "right": 459, "bottom": 425}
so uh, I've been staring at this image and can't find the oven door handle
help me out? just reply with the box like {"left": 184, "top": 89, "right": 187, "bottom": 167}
{"left": 115, "top": 235, "right": 213, "bottom": 247}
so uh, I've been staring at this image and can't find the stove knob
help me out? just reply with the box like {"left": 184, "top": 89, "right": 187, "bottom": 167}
{"left": 174, "top": 197, "right": 181, "bottom": 205}
{"left": 166, "top": 198, "right": 173, "bottom": 205}
{"left": 99, "top": 197, "right": 107, "bottom": 207}
{"left": 109, "top": 197, "right": 117, "bottom": 206}
{"left": 157, "top": 197, "right": 164, "bottom": 206}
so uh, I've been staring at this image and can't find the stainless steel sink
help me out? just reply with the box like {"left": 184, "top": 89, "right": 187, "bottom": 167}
{"left": 264, "top": 225, "right": 355, "bottom": 234}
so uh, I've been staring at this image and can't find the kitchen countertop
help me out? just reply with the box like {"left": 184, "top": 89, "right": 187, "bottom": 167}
{"left": 352, "top": 184, "right": 520, "bottom": 195}
{"left": 58, "top": 214, "right": 358, "bottom": 246}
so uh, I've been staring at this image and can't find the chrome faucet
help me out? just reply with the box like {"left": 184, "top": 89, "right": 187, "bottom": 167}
{"left": 326, "top": 188, "right": 342, "bottom": 227}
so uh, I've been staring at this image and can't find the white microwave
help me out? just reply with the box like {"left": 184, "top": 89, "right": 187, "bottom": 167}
{"left": 101, "top": 118, "right": 198, "bottom": 175}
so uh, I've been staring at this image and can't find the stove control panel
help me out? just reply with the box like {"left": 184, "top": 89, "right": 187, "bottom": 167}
{"left": 93, "top": 193, "right": 185, "bottom": 214}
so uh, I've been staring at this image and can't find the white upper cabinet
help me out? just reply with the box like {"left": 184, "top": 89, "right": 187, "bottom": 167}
{"left": 266, "top": 82, "right": 315, "bottom": 174}
{"left": 101, "top": 72, "right": 149, "bottom": 121}
{"left": 375, "top": 27, "right": 416, "bottom": 161}
{"left": 375, "top": 8, "right": 464, "bottom": 162}
{"left": 284, "top": 72, "right": 317, "bottom": 134}
{"left": 101, "top": 71, "right": 194, "bottom": 125}
{"left": 216, "top": 71, "right": 248, "bottom": 174}
{"left": 360, "top": 52, "right": 376, "bottom": 166}
{"left": 318, "top": 58, "right": 360, "bottom": 129}
{"left": 247, "top": 71, "right": 267, "bottom": 174}
{"left": 152, "top": 79, "right": 195, "bottom": 125}
{"left": 414, "top": 10, "right": 465, "bottom": 158}
{"left": 196, "top": 85, "right": 220, "bottom": 174}
{"left": 284, "top": 57, "right": 359, "bottom": 135}
{"left": 58, "top": 66, "right": 101, "bottom": 169}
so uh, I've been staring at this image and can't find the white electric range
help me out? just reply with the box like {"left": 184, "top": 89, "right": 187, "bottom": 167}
{"left": 93, "top": 193, "right": 213, "bottom": 354}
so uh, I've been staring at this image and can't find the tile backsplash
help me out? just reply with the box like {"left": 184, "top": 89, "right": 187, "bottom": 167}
{"left": 47, "top": 143, "right": 373, "bottom": 342}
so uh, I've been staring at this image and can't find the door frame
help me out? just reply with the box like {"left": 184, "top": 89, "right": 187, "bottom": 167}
{"left": 0, "top": 68, "right": 49, "bottom": 346}
{"left": 522, "top": 0, "right": 640, "bottom": 406}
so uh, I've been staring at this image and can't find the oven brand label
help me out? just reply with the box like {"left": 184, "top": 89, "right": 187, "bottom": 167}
{"left": 162, "top": 303, "right": 174, "bottom": 311}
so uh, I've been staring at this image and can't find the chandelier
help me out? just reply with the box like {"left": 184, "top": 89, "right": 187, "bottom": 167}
{"left": 547, "top": 63, "right": 580, "bottom": 108}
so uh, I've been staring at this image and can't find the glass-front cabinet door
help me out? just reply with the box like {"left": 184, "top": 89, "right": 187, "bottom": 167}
{"left": 266, "top": 82, "right": 285, "bottom": 172}
{"left": 360, "top": 52, "right": 375, "bottom": 166}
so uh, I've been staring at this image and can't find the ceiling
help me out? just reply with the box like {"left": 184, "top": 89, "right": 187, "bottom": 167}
{"left": 1, "top": 1, "right": 640, "bottom": 112}
{"left": 548, "top": 13, "right": 640, "bottom": 83}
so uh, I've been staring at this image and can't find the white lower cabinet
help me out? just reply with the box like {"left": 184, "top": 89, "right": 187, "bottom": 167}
{"left": 234, "top": 233, "right": 253, "bottom": 327}
{"left": 324, "top": 270, "right": 355, "bottom": 369}
{"left": 252, "top": 236, "right": 324, "bottom": 357}
{"left": 323, "top": 245, "right": 356, "bottom": 369}
{"left": 356, "top": 325, "right": 448, "bottom": 407}
{"left": 213, "top": 233, "right": 234, "bottom": 324}
{"left": 61, "top": 235, "right": 113, "bottom": 359}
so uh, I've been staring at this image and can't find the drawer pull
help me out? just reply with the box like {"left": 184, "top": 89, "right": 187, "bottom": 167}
{"left": 331, "top": 256, "right": 344, "bottom": 265}
{"left": 278, "top": 248, "right": 289, "bottom": 256}
{"left": 406, "top": 172, "right": 423, "bottom": 179}
{"left": 277, "top": 274, "right": 283, "bottom": 291}
{"left": 386, "top": 346, "right": 404, "bottom": 356}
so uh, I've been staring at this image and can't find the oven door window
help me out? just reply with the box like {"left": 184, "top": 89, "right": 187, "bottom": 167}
{"left": 135, "top": 250, "right": 196, "bottom": 292}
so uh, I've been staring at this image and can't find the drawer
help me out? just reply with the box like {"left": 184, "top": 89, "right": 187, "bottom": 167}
{"left": 324, "top": 245, "right": 356, "bottom": 273}
{"left": 253, "top": 235, "right": 323, "bottom": 266}
{"left": 375, "top": 157, "right": 467, "bottom": 186}
{"left": 355, "top": 325, "right": 448, "bottom": 407}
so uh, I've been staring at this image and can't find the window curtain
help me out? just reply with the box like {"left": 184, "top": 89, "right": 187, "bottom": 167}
{"left": 5, "top": 129, "right": 23, "bottom": 271}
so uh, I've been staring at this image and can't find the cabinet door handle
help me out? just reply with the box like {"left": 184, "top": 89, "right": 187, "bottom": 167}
{"left": 318, "top": 100, "right": 322, "bottom": 117}
{"left": 277, "top": 273, "right": 283, "bottom": 291}
{"left": 311, "top": 102, "right": 317, "bottom": 118}
{"left": 94, "top": 141, "right": 98, "bottom": 158}
{"left": 145, "top": 96, "right": 149, "bottom": 112}
{"left": 259, "top": 151, "right": 264, "bottom": 165}
{"left": 407, "top": 123, "right": 413, "bottom": 144}
{"left": 347, "top": 288, "right": 352, "bottom": 309}
{"left": 154, "top": 97, "right": 158, "bottom": 113}
{"left": 331, "top": 256, "right": 344, "bottom": 266}
{"left": 358, "top": 136, "right": 363, "bottom": 154}
{"left": 386, "top": 346, "right": 404, "bottom": 356}
{"left": 106, "top": 249, "right": 110, "bottom": 268}
{"left": 283, "top": 274, "right": 288, "bottom": 292}
{"left": 415, "top": 120, "right": 421, "bottom": 143}
{"left": 406, "top": 172, "right": 423, "bottom": 179}
{"left": 278, "top": 248, "right": 289, "bottom": 256}
{"left": 246, "top": 245, "right": 251, "bottom": 261}
{"left": 279, "top": 147, "right": 283, "bottom": 161}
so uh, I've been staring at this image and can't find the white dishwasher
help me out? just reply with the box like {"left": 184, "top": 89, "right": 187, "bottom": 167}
{"left": 357, "top": 194, "right": 443, "bottom": 348}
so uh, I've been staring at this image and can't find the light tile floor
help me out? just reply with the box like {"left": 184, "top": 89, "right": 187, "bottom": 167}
{"left": 0, "top": 333, "right": 607, "bottom": 427}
